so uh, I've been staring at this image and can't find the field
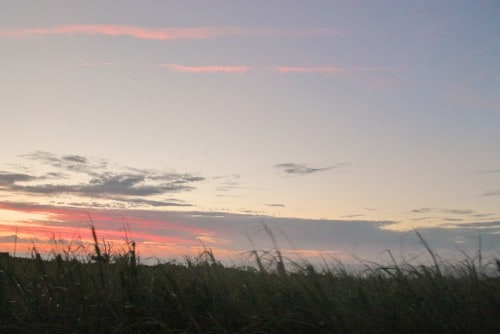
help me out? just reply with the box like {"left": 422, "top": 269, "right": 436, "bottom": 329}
{"left": 0, "top": 229, "right": 499, "bottom": 333}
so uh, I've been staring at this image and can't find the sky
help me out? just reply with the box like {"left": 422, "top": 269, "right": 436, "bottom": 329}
{"left": 0, "top": 1, "right": 499, "bottom": 265}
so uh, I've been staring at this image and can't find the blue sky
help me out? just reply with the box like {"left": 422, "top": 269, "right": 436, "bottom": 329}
{"left": 0, "top": 1, "right": 498, "bottom": 263}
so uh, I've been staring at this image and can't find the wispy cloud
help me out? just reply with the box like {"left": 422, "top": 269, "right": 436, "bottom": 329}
{"left": 162, "top": 64, "right": 248, "bottom": 74}
{"left": 477, "top": 169, "right": 500, "bottom": 175}
{"left": 408, "top": 208, "right": 498, "bottom": 226}
{"left": 3, "top": 152, "right": 204, "bottom": 207}
{"left": 10, "top": 175, "right": 197, "bottom": 196}
{"left": 274, "top": 162, "right": 349, "bottom": 176}
{"left": 483, "top": 191, "right": 500, "bottom": 197}
{"left": 122, "top": 198, "right": 192, "bottom": 208}
{"left": 0, "top": 25, "right": 244, "bottom": 40}
{"left": 0, "top": 171, "right": 37, "bottom": 185}
{"left": 266, "top": 203, "right": 286, "bottom": 208}
{"left": 342, "top": 214, "right": 365, "bottom": 218}
{"left": 449, "top": 221, "right": 500, "bottom": 229}
{"left": 411, "top": 208, "right": 476, "bottom": 215}
{"left": 20, "top": 151, "right": 107, "bottom": 174}
{"left": 274, "top": 66, "right": 395, "bottom": 74}
{"left": 470, "top": 213, "right": 495, "bottom": 218}
{"left": 0, "top": 25, "right": 346, "bottom": 40}
{"left": 62, "top": 155, "right": 87, "bottom": 163}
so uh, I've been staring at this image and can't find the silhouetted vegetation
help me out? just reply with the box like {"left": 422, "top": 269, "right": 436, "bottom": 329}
{"left": 0, "top": 230, "right": 499, "bottom": 333}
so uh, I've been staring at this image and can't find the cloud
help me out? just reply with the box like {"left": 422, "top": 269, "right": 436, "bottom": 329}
{"left": 1, "top": 200, "right": 498, "bottom": 263}
{"left": 216, "top": 181, "right": 242, "bottom": 193}
{"left": 21, "top": 151, "right": 66, "bottom": 165}
{"left": 471, "top": 213, "right": 495, "bottom": 218}
{"left": 408, "top": 208, "right": 499, "bottom": 227}
{"left": 477, "top": 169, "right": 500, "bottom": 175}
{"left": 341, "top": 214, "right": 365, "bottom": 218}
{"left": 0, "top": 25, "right": 241, "bottom": 40}
{"left": 411, "top": 208, "right": 432, "bottom": 214}
{"left": 212, "top": 174, "right": 243, "bottom": 195}
{"left": 0, "top": 25, "right": 346, "bottom": 41}
{"left": 62, "top": 155, "right": 87, "bottom": 164}
{"left": 0, "top": 235, "right": 46, "bottom": 244}
{"left": 0, "top": 201, "right": 210, "bottom": 255}
{"left": 483, "top": 191, "right": 500, "bottom": 197}
{"left": 411, "top": 208, "right": 476, "bottom": 215}
{"left": 3, "top": 152, "right": 205, "bottom": 205}
{"left": 274, "top": 163, "right": 347, "bottom": 176}
{"left": 441, "top": 220, "right": 500, "bottom": 234}
{"left": 122, "top": 198, "right": 192, "bottom": 208}
{"left": 412, "top": 216, "right": 443, "bottom": 222}
{"left": 45, "top": 172, "right": 69, "bottom": 179}
{"left": 20, "top": 151, "right": 106, "bottom": 174}
{"left": 452, "top": 221, "right": 500, "bottom": 229}
{"left": 10, "top": 171, "right": 202, "bottom": 197}
{"left": 162, "top": 64, "right": 248, "bottom": 74}
{"left": 445, "top": 209, "right": 475, "bottom": 215}
{"left": 266, "top": 203, "right": 285, "bottom": 208}
{"left": 0, "top": 171, "right": 37, "bottom": 185}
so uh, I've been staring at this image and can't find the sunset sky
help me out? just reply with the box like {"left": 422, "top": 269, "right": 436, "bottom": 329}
{"left": 1, "top": 1, "right": 499, "bottom": 264}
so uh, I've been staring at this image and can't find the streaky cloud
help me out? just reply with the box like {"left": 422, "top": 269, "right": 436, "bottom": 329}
{"left": 471, "top": 213, "right": 495, "bottom": 218}
{"left": 274, "top": 162, "right": 348, "bottom": 176}
{"left": 445, "top": 209, "right": 475, "bottom": 215}
{"left": 0, "top": 25, "right": 346, "bottom": 40}
{"left": 342, "top": 214, "right": 365, "bottom": 218}
{"left": 62, "top": 155, "right": 87, "bottom": 164}
{"left": 162, "top": 64, "right": 248, "bottom": 74}
{"left": 411, "top": 208, "right": 432, "bottom": 214}
{"left": 5, "top": 152, "right": 205, "bottom": 201}
{"left": 123, "top": 198, "right": 192, "bottom": 208}
{"left": 266, "top": 203, "right": 286, "bottom": 208}
{"left": 10, "top": 173, "right": 199, "bottom": 196}
{"left": 477, "top": 169, "right": 500, "bottom": 175}
{"left": 411, "top": 208, "right": 476, "bottom": 215}
{"left": 0, "top": 171, "right": 37, "bottom": 185}
{"left": 20, "top": 151, "right": 107, "bottom": 173}
{"left": 0, "top": 25, "right": 247, "bottom": 40}
{"left": 451, "top": 221, "right": 500, "bottom": 229}
{"left": 483, "top": 190, "right": 500, "bottom": 197}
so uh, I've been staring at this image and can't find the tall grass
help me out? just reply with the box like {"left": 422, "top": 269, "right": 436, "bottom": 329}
{"left": 0, "top": 229, "right": 498, "bottom": 333}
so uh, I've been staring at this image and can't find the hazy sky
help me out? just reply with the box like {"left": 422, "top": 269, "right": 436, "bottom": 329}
{"left": 1, "top": 1, "right": 499, "bottom": 263}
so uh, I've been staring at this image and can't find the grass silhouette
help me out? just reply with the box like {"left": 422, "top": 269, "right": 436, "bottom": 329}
{"left": 0, "top": 227, "right": 498, "bottom": 333}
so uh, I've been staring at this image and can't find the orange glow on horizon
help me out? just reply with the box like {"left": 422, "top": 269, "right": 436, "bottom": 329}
{"left": 0, "top": 201, "right": 218, "bottom": 259}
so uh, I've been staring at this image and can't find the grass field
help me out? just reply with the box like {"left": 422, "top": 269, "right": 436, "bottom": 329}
{"left": 0, "top": 228, "right": 499, "bottom": 333}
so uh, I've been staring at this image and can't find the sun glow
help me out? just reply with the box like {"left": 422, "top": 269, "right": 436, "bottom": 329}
{"left": 0, "top": 208, "right": 50, "bottom": 226}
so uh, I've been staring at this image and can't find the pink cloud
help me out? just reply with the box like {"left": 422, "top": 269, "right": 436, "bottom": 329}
{"left": 0, "top": 25, "right": 346, "bottom": 40}
{"left": 0, "top": 201, "right": 208, "bottom": 244}
{"left": 0, "top": 25, "right": 239, "bottom": 40}
{"left": 0, "top": 201, "right": 227, "bottom": 259}
{"left": 162, "top": 64, "right": 248, "bottom": 74}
